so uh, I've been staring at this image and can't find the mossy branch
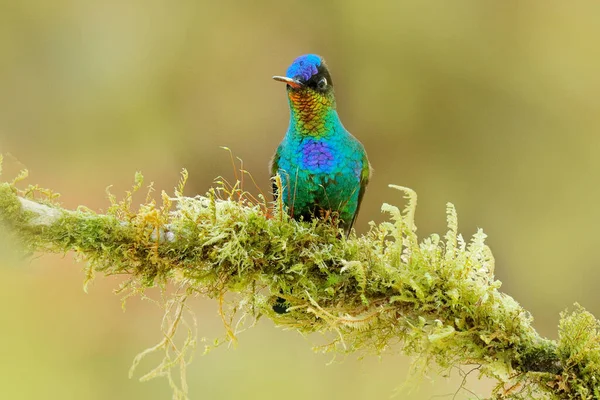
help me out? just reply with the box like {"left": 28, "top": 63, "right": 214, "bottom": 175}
{"left": 1, "top": 166, "right": 599, "bottom": 399}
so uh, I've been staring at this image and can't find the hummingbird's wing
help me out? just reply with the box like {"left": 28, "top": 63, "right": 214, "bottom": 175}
{"left": 347, "top": 155, "right": 371, "bottom": 236}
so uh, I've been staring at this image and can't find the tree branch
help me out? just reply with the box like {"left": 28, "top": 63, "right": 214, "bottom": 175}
{"left": 1, "top": 174, "right": 599, "bottom": 400}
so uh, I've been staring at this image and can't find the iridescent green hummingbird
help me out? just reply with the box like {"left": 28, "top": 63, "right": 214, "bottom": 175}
{"left": 270, "top": 54, "right": 371, "bottom": 236}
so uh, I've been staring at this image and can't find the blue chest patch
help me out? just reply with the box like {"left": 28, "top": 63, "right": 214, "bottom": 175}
{"left": 299, "top": 138, "right": 336, "bottom": 174}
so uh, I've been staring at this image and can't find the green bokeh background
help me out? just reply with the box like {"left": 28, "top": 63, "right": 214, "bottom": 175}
{"left": 2, "top": 1, "right": 600, "bottom": 399}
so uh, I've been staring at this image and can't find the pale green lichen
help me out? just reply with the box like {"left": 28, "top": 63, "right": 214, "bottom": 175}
{"left": 1, "top": 158, "right": 600, "bottom": 399}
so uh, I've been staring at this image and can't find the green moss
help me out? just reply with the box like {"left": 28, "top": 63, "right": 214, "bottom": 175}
{"left": 0, "top": 182, "right": 45, "bottom": 252}
{"left": 0, "top": 183, "right": 24, "bottom": 225}
{"left": 2, "top": 165, "right": 600, "bottom": 399}
{"left": 555, "top": 305, "right": 600, "bottom": 398}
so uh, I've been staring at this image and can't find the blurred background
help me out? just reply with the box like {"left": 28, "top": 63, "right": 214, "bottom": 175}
{"left": 1, "top": 1, "right": 600, "bottom": 399}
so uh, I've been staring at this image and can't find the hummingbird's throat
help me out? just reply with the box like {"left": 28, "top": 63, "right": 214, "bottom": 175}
{"left": 288, "top": 89, "right": 335, "bottom": 135}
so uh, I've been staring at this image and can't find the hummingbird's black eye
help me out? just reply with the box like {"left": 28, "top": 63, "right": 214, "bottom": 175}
{"left": 317, "top": 77, "right": 328, "bottom": 90}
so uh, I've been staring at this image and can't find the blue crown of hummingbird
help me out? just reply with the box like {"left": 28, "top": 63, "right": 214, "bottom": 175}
{"left": 270, "top": 54, "right": 371, "bottom": 238}
{"left": 285, "top": 54, "right": 324, "bottom": 82}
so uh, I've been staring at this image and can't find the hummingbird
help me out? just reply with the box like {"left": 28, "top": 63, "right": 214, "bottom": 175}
{"left": 270, "top": 54, "right": 371, "bottom": 236}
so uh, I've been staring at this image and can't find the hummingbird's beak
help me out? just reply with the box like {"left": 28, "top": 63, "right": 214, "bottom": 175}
{"left": 272, "top": 76, "right": 303, "bottom": 89}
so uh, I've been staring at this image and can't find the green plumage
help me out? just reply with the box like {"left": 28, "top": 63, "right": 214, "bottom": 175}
{"left": 271, "top": 54, "right": 370, "bottom": 236}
